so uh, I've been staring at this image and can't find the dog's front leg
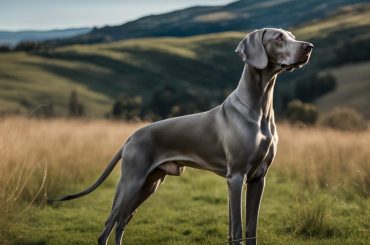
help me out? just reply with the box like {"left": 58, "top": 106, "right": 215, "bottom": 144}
{"left": 227, "top": 173, "right": 244, "bottom": 245}
{"left": 245, "top": 177, "right": 265, "bottom": 245}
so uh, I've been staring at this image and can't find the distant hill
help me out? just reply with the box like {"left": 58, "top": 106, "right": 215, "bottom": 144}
{"left": 316, "top": 62, "right": 370, "bottom": 118}
{"left": 50, "top": 0, "right": 368, "bottom": 46}
{"left": 294, "top": 5, "right": 370, "bottom": 119}
{"left": 0, "top": 3, "right": 369, "bottom": 118}
{"left": 0, "top": 28, "right": 91, "bottom": 46}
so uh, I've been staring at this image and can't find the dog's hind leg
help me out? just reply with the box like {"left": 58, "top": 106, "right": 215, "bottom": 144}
{"left": 99, "top": 135, "right": 161, "bottom": 245}
{"left": 115, "top": 168, "right": 166, "bottom": 245}
{"left": 98, "top": 176, "right": 145, "bottom": 245}
{"left": 98, "top": 162, "right": 150, "bottom": 245}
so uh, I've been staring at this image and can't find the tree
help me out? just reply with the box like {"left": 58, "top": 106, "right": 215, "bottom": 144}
{"left": 0, "top": 45, "right": 11, "bottom": 52}
{"left": 294, "top": 73, "right": 336, "bottom": 103}
{"left": 14, "top": 41, "right": 42, "bottom": 52}
{"left": 68, "top": 90, "right": 84, "bottom": 117}
{"left": 145, "top": 85, "right": 211, "bottom": 120}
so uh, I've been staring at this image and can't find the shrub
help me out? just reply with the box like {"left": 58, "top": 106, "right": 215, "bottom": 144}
{"left": 321, "top": 108, "right": 367, "bottom": 131}
{"left": 111, "top": 94, "right": 142, "bottom": 121}
{"left": 286, "top": 100, "right": 319, "bottom": 125}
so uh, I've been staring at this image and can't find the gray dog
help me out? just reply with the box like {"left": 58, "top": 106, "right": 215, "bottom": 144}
{"left": 49, "top": 28, "right": 313, "bottom": 245}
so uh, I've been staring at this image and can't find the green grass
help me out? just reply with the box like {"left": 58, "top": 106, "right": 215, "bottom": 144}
{"left": 6, "top": 169, "right": 369, "bottom": 245}
{"left": 0, "top": 52, "right": 112, "bottom": 116}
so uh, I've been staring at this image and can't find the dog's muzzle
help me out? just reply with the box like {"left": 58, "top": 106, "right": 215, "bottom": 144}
{"left": 281, "top": 43, "right": 314, "bottom": 71}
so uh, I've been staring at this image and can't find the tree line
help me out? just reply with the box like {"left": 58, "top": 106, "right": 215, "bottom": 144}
{"left": 15, "top": 82, "right": 367, "bottom": 131}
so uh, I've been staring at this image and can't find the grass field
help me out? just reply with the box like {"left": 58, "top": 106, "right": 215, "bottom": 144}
{"left": 0, "top": 117, "right": 368, "bottom": 245}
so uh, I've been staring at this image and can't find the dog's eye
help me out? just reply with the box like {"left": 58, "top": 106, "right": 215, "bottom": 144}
{"left": 275, "top": 34, "right": 284, "bottom": 41}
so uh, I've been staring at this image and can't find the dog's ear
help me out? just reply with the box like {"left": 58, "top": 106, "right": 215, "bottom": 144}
{"left": 235, "top": 29, "right": 268, "bottom": 69}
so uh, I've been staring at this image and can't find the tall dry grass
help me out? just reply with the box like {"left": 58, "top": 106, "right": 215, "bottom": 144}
{"left": 0, "top": 117, "right": 143, "bottom": 232}
{"left": 275, "top": 124, "right": 370, "bottom": 196}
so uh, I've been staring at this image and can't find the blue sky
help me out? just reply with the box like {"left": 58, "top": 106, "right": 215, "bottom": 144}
{"left": 0, "top": 0, "right": 234, "bottom": 31}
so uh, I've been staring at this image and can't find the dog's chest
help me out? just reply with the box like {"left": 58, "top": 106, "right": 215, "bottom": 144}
{"left": 251, "top": 119, "right": 277, "bottom": 166}
{"left": 258, "top": 123, "right": 274, "bottom": 155}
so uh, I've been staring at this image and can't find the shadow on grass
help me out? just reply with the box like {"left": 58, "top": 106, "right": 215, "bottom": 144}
{"left": 16, "top": 241, "right": 46, "bottom": 245}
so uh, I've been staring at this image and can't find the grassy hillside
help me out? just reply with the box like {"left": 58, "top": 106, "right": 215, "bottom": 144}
{"left": 293, "top": 3, "right": 370, "bottom": 39}
{"left": 0, "top": 32, "right": 244, "bottom": 116}
{"left": 316, "top": 62, "right": 370, "bottom": 118}
{"left": 53, "top": 0, "right": 368, "bottom": 45}
{"left": 0, "top": 52, "right": 112, "bottom": 116}
{"left": 1, "top": 4, "right": 370, "bottom": 117}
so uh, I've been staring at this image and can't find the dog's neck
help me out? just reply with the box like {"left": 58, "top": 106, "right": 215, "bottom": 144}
{"left": 235, "top": 64, "right": 277, "bottom": 120}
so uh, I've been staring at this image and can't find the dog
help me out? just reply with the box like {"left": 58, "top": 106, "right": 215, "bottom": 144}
{"left": 49, "top": 28, "right": 313, "bottom": 245}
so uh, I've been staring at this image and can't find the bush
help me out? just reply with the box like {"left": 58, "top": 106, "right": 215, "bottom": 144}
{"left": 321, "top": 108, "right": 367, "bottom": 131}
{"left": 111, "top": 94, "right": 142, "bottom": 120}
{"left": 286, "top": 100, "right": 319, "bottom": 125}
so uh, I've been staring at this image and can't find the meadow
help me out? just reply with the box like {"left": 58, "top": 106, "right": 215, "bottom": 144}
{"left": 0, "top": 117, "right": 368, "bottom": 245}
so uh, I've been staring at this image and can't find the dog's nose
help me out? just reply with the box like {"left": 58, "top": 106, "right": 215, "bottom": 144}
{"left": 303, "top": 42, "right": 314, "bottom": 51}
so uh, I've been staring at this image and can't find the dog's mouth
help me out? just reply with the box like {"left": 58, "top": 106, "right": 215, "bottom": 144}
{"left": 281, "top": 52, "right": 312, "bottom": 72}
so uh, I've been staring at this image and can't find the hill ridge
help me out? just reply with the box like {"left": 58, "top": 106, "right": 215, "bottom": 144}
{"left": 47, "top": 0, "right": 369, "bottom": 46}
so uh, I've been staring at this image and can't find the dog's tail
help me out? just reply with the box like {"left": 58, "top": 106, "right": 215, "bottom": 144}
{"left": 47, "top": 147, "right": 123, "bottom": 203}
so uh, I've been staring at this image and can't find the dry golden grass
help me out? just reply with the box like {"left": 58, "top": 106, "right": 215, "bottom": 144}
{"left": 0, "top": 118, "right": 369, "bottom": 236}
{"left": 0, "top": 117, "right": 143, "bottom": 226}
{"left": 275, "top": 124, "right": 370, "bottom": 195}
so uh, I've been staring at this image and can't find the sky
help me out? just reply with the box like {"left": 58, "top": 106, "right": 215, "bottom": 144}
{"left": 0, "top": 0, "right": 235, "bottom": 31}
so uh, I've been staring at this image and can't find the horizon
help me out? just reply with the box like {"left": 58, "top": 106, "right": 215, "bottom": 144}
{"left": 0, "top": 0, "right": 234, "bottom": 31}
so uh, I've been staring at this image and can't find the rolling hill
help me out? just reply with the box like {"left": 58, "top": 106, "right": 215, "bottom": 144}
{"left": 50, "top": 0, "right": 369, "bottom": 46}
{"left": 0, "top": 3, "right": 369, "bottom": 118}
{"left": 316, "top": 62, "right": 370, "bottom": 118}
{"left": 0, "top": 32, "right": 243, "bottom": 116}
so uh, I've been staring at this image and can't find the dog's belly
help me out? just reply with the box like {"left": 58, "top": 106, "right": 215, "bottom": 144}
{"left": 154, "top": 152, "right": 228, "bottom": 177}
{"left": 157, "top": 160, "right": 227, "bottom": 177}
{"left": 158, "top": 161, "right": 185, "bottom": 176}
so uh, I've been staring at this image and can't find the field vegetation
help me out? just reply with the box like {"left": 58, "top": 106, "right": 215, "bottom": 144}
{"left": 0, "top": 117, "right": 368, "bottom": 244}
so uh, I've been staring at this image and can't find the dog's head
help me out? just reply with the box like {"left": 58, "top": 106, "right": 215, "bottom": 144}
{"left": 235, "top": 28, "right": 313, "bottom": 72}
